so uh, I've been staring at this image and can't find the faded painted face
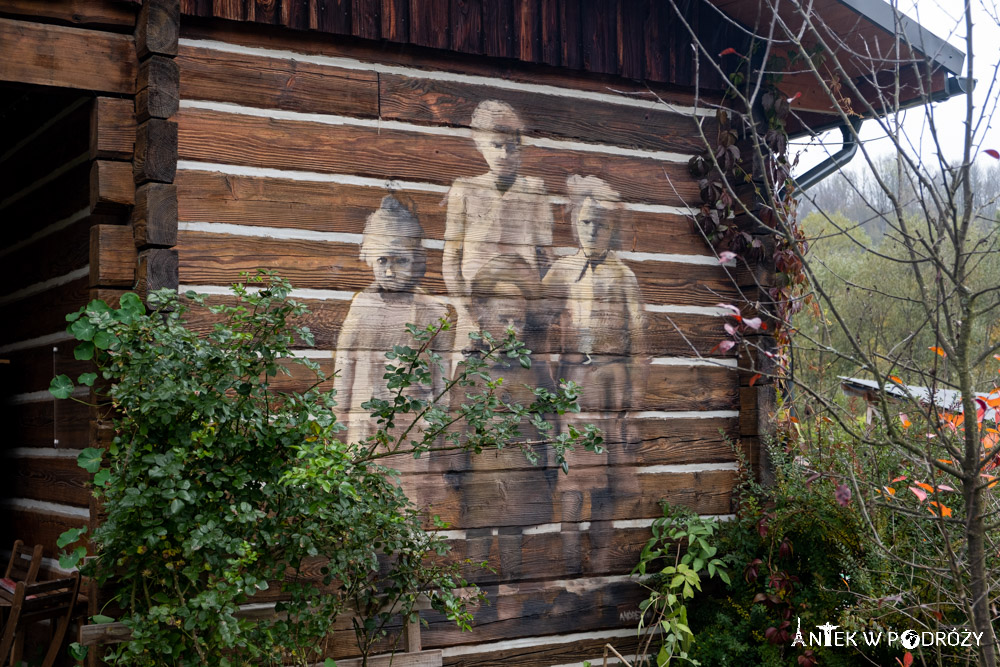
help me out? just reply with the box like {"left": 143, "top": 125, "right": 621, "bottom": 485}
{"left": 473, "top": 130, "right": 521, "bottom": 182}
{"left": 477, "top": 282, "right": 528, "bottom": 339}
{"left": 371, "top": 246, "right": 420, "bottom": 292}
{"left": 575, "top": 197, "right": 616, "bottom": 257}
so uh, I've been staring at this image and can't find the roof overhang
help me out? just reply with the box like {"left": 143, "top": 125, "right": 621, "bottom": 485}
{"left": 836, "top": 0, "right": 965, "bottom": 76}
{"left": 706, "top": 0, "right": 968, "bottom": 137}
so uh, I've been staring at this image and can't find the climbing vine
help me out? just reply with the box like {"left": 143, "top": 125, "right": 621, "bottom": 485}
{"left": 689, "top": 53, "right": 814, "bottom": 369}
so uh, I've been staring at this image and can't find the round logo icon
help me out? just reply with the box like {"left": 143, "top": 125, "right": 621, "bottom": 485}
{"left": 901, "top": 630, "right": 919, "bottom": 650}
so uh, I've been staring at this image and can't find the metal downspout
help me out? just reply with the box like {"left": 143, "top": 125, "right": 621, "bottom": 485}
{"left": 791, "top": 117, "right": 864, "bottom": 196}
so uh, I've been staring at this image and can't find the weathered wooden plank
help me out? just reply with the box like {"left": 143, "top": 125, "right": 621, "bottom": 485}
{"left": 281, "top": 0, "right": 310, "bottom": 29}
{"left": 616, "top": 0, "right": 646, "bottom": 80}
{"left": 582, "top": 0, "right": 616, "bottom": 74}
{"left": 175, "top": 170, "right": 710, "bottom": 255}
{"left": 12, "top": 455, "right": 91, "bottom": 507}
{"left": 178, "top": 20, "right": 721, "bottom": 109}
{"left": 336, "top": 652, "right": 442, "bottom": 667}
{"left": 250, "top": 0, "right": 279, "bottom": 24}
{"left": 482, "top": 0, "right": 515, "bottom": 59}
{"left": 134, "top": 119, "right": 178, "bottom": 184}
{"left": 137, "top": 0, "right": 180, "bottom": 59}
{"left": 211, "top": 0, "right": 245, "bottom": 21}
{"left": 318, "top": 0, "right": 350, "bottom": 34}
{"left": 0, "top": 19, "right": 138, "bottom": 94}
{"left": 4, "top": 214, "right": 95, "bottom": 298}
{"left": 264, "top": 352, "right": 735, "bottom": 412}
{"left": 350, "top": 0, "right": 380, "bottom": 39}
{"left": 175, "top": 108, "right": 700, "bottom": 207}
{"left": 90, "top": 97, "right": 136, "bottom": 161}
{"left": 402, "top": 468, "right": 735, "bottom": 529}
{"left": 643, "top": 0, "right": 667, "bottom": 82}
{"left": 408, "top": 0, "right": 448, "bottom": 50}
{"left": 133, "top": 183, "right": 178, "bottom": 248}
{"left": 177, "top": 44, "right": 380, "bottom": 118}
{"left": 174, "top": 232, "right": 738, "bottom": 307}
{"left": 90, "top": 224, "right": 136, "bottom": 288}
{"left": 380, "top": 416, "right": 739, "bottom": 474}
{"left": 559, "top": 0, "right": 582, "bottom": 69}
{"left": 0, "top": 0, "right": 135, "bottom": 30}
{"left": 444, "top": 522, "right": 655, "bottom": 585}
{"left": 281, "top": 578, "right": 649, "bottom": 659}
{"left": 442, "top": 633, "right": 642, "bottom": 667}
{"left": 137, "top": 55, "right": 181, "bottom": 122}
{"left": 380, "top": 0, "right": 407, "bottom": 41}
{"left": 180, "top": 291, "right": 725, "bottom": 358}
{"left": 0, "top": 276, "right": 90, "bottom": 347}
{"left": 538, "top": 0, "right": 559, "bottom": 66}
{"left": 378, "top": 73, "right": 716, "bottom": 153}
{"left": 449, "top": 0, "right": 481, "bottom": 54}
{"left": 740, "top": 384, "right": 775, "bottom": 440}
{"left": 78, "top": 621, "right": 132, "bottom": 646}
{"left": 0, "top": 98, "right": 89, "bottom": 202}
{"left": 516, "top": 0, "right": 540, "bottom": 63}
{"left": 2, "top": 397, "right": 90, "bottom": 449}
{"left": 421, "top": 577, "right": 647, "bottom": 647}
{"left": 90, "top": 159, "right": 135, "bottom": 211}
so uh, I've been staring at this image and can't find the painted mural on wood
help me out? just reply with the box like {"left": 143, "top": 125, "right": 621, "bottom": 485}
{"left": 170, "top": 38, "right": 741, "bottom": 659}
{"left": 333, "top": 100, "right": 650, "bottom": 464}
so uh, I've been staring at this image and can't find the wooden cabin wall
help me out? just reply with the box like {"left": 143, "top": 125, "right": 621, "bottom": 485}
{"left": 174, "top": 21, "right": 741, "bottom": 665}
{"left": 0, "top": 13, "right": 181, "bottom": 581}
{"left": 0, "top": 0, "right": 143, "bottom": 580}
{"left": 177, "top": 0, "right": 751, "bottom": 92}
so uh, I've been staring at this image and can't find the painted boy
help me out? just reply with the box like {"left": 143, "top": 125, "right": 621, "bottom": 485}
{"left": 542, "top": 175, "right": 646, "bottom": 416}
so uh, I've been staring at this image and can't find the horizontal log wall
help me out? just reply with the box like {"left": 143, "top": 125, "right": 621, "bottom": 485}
{"left": 175, "top": 27, "right": 740, "bottom": 665}
{"left": 175, "top": 0, "right": 752, "bottom": 91}
{"left": 0, "top": 0, "right": 139, "bottom": 582}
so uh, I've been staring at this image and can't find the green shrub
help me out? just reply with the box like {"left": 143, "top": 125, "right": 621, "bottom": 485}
{"left": 51, "top": 273, "right": 602, "bottom": 666}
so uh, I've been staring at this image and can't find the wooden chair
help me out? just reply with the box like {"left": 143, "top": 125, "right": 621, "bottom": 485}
{"left": 0, "top": 541, "right": 44, "bottom": 600}
{"left": 0, "top": 572, "right": 81, "bottom": 667}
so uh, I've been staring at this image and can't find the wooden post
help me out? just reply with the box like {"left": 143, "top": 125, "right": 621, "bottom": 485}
{"left": 135, "top": 0, "right": 179, "bottom": 60}
{"left": 135, "top": 248, "right": 179, "bottom": 301}
{"left": 136, "top": 55, "right": 180, "bottom": 122}
{"left": 89, "top": 224, "right": 136, "bottom": 287}
{"left": 89, "top": 160, "right": 135, "bottom": 212}
{"left": 132, "top": 0, "right": 179, "bottom": 281}
{"left": 133, "top": 119, "right": 177, "bottom": 184}
{"left": 90, "top": 97, "right": 136, "bottom": 160}
{"left": 132, "top": 183, "right": 178, "bottom": 248}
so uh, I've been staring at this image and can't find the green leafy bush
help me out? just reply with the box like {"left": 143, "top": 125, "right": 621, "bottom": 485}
{"left": 51, "top": 273, "right": 602, "bottom": 666}
{"left": 632, "top": 504, "right": 730, "bottom": 666}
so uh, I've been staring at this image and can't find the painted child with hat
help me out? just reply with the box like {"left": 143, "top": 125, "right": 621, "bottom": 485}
{"left": 333, "top": 195, "right": 453, "bottom": 446}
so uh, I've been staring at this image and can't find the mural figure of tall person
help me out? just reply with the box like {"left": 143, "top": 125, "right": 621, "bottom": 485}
{"left": 333, "top": 195, "right": 452, "bottom": 446}
{"left": 443, "top": 100, "right": 553, "bottom": 352}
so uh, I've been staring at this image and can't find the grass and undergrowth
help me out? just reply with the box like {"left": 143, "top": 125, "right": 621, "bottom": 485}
{"left": 617, "top": 414, "right": 1000, "bottom": 667}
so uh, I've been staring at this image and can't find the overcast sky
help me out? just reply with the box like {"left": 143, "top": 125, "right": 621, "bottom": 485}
{"left": 795, "top": 0, "right": 1000, "bottom": 171}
